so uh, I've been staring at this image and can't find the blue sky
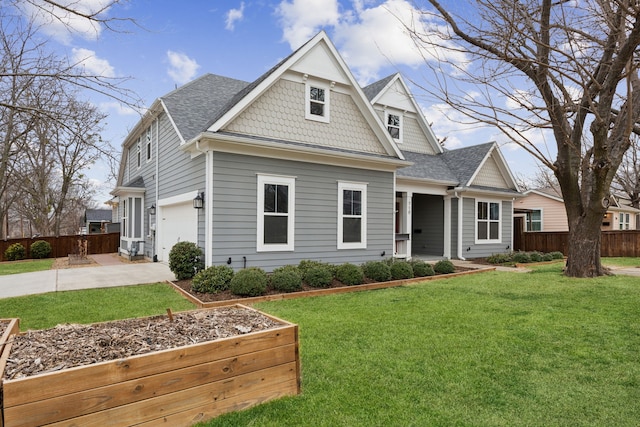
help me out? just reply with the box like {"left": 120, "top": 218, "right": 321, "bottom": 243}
{"left": 17, "top": 0, "right": 542, "bottom": 204}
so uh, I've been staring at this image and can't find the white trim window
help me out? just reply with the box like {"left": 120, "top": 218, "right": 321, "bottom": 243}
{"left": 476, "top": 200, "right": 501, "bottom": 243}
{"left": 136, "top": 138, "right": 141, "bottom": 169}
{"left": 526, "top": 209, "right": 542, "bottom": 231}
{"left": 305, "top": 81, "right": 330, "bottom": 123}
{"left": 338, "top": 182, "right": 367, "bottom": 249}
{"left": 145, "top": 127, "right": 152, "bottom": 163}
{"left": 257, "top": 174, "right": 295, "bottom": 252}
{"left": 619, "top": 213, "right": 630, "bottom": 230}
{"left": 386, "top": 111, "right": 402, "bottom": 143}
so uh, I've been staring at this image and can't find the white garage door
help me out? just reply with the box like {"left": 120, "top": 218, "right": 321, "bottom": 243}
{"left": 159, "top": 202, "right": 198, "bottom": 262}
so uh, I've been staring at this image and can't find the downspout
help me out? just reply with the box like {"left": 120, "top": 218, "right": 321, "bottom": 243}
{"left": 154, "top": 118, "right": 159, "bottom": 262}
{"left": 455, "top": 189, "right": 466, "bottom": 261}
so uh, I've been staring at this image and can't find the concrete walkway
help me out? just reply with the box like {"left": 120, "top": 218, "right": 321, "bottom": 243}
{"left": 0, "top": 254, "right": 174, "bottom": 299}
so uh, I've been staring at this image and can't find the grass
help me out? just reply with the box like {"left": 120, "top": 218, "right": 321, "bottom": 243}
{"left": 602, "top": 257, "right": 640, "bottom": 267}
{"left": 0, "top": 259, "right": 54, "bottom": 276}
{"left": 197, "top": 263, "right": 640, "bottom": 427}
{"left": 0, "top": 283, "right": 195, "bottom": 330}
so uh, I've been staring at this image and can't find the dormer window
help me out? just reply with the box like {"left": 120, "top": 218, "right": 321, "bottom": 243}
{"left": 305, "top": 80, "right": 330, "bottom": 123}
{"left": 386, "top": 111, "right": 402, "bottom": 143}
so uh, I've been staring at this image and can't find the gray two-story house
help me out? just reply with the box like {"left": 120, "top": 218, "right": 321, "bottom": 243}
{"left": 111, "top": 31, "right": 520, "bottom": 271}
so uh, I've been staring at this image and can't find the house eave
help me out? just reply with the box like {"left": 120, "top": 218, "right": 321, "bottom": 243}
{"left": 396, "top": 176, "right": 459, "bottom": 187}
{"left": 110, "top": 186, "right": 146, "bottom": 196}
{"left": 182, "top": 132, "right": 412, "bottom": 172}
{"left": 449, "top": 186, "right": 523, "bottom": 199}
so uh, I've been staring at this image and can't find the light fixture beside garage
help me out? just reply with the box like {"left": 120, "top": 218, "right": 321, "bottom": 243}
{"left": 193, "top": 192, "right": 204, "bottom": 209}
{"left": 148, "top": 204, "right": 156, "bottom": 215}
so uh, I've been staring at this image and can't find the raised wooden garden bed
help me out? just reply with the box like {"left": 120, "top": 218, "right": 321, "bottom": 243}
{"left": 0, "top": 306, "right": 300, "bottom": 427}
{"left": 0, "top": 318, "right": 20, "bottom": 427}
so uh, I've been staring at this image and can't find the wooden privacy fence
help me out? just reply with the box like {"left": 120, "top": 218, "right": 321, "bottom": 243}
{"left": 517, "top": 230, "right": 640, "bottom": 257}
{"left": 0, "top": 232, "right": 120, "bottom": 261}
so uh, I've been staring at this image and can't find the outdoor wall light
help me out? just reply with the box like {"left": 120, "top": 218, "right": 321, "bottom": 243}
{"left": 148, "top": 204, "right": 156, "bottom": 215}
{"left": 193, "top": 192, "right": 204, "bottom": 209}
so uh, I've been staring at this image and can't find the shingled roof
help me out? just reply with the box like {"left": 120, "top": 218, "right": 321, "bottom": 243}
{"left": 362, "top": 74, "right": 395, "bottom": 101}
{"left": 441, "top": 142, "right": 494, "bottom": 186}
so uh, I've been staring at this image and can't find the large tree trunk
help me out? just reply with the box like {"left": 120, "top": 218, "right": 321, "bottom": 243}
{"left": 565, "top": 216, "right": 607, "bottom": 277}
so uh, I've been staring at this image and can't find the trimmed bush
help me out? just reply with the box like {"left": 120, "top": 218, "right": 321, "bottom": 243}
{"left": 530, "top": 251, "right": 543, "bottom": 262}
{"left": 271, "top": 265, "right": 303, "bottom": 292}
{"left": 550, "top": 251, "right": 564, "bottom": 260}
{"left": 434, "top": 259, "right": 455, "bottom": 274}
{"left": 304, "top": 265, "right": 334, "bottom": 288}
{"left": 299, "top": 259, "right": 335, "bottom": 276}
{"left": 191, "top": 265, "right": 234, "bottom": 294}
{"left": 390, "top": 261, "right": 414, "bottom": 280}
{"left": 168, "top": 241, "right": 203, "bottom": 280}
{"left": 542, "top": 253, "right": 554, "bottom": 262}
{"left": 30, "top": 240, "right": 52, "bottom": 259}
{"left": 512, "top": 251, "right": 532, "bottom": 264}
{"left": 411, "top": 260, "right": 434, "bottom": 277}
{"left": 4, "top": 243, "right": 26, "bottom": 261}
{"left": 230, "top": 267, "right": 268, "bottom": 296}
{"left": 362, "top": 261, "right": 392, "bottom": 282}
{"left": 487, "top": 253, "right": 513, "bottom": 264}
{"left": 335, "top": 263, "right": 364, "bottom": 286}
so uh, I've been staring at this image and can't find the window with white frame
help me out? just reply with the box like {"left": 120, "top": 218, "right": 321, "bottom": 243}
{"left": 257, "top": 174, "right": 295, "bottom": 251}
{"left": 338, "top": 182, "right": 367, "bottom": 249}
{"left": 386, "top": 112, "right": 402, "bottom": 142}
{"left": 146, "top": 128, "right": 152, "bottom": 162}
{"left": 619, "top": 213, "right": 630, "bottom": 230}
{"left": 122, "top": 199, "right": 128, "bottom": 238}
{"left": 136, "top": 139, "right": 141, "bottom": 168}
{"left": 305, "top": 81, "right": 330, "bottom": 123}
{"left": 526, "top": 209, "right": 542, "bottom": 231}
{"left": 476, "top": 200, "right": 501, "bottom": 243}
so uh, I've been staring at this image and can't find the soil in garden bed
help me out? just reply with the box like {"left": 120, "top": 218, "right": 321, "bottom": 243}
{"left": 3, "top": 306, "right": 284, "bottom": 380}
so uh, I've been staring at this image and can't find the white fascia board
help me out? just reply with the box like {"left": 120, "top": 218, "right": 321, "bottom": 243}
{"left": 448, "top": 186, "right": 523, "bottom": 199}
{"left": 182, "top": 132, "right": 411, "bottom": 172}
{"left": 524, "top": 189, "right": 565, "bottom": 203}
{"left": 466, "top": 143, "right": 496, "bottom": 187}
{"left": 110, "top": 186, "right": 146, "bottom": 196}
{"left": 159, "top": 98, "right": 186, "bottom": 145}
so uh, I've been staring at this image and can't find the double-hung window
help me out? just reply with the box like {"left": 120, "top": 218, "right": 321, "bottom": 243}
{"left": 526, "top": 209, "right": 542, "bottom": 231}
{"left": 619, "top": 213, "right": 630, "bottom": 230}
{"left": 136, "top": 139, "right": 141, "bottom": 169}
{"left": 386, "top": 112, "right": 402, "bottom": 142}
{"left": 338, "top": 182, "right": 367, "bottom": 249}
{"left": 257, "top": 174, "right": 295, "bottom": 251}
{"left": 146, "top": 128, "right": 152, "bottom": 162}
{"left": 476, "top": 200, "right": 501, "bottom": 243}
{"left": 305, "top": 81, "right": 330, "bottom": 123}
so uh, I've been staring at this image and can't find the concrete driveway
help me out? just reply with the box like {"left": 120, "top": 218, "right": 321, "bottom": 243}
{"left": 0, "top": 254, "right": 175, "bottom": 299}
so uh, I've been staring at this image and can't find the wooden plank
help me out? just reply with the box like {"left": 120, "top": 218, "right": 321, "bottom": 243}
{"left": 0, "top": 319, "right": 19, "bottom": 379}
{"left": 3, "top": 325, "right": 296, "bottom": 407}
{"left": 134, "top": 379, "right": 299, "bottom": 427}
{"left": 4, "top": 344, "right": 296, "bottom": 427}
{"left": 44, "top": 362, "right": 299, "bottom": 427}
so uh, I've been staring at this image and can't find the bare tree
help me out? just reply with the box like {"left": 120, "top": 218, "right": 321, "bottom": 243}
{"left": 407, "top": 0, "right": 640, "bottom": 277}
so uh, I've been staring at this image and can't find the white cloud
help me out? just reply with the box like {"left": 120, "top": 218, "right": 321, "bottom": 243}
{"left": 166, "top": 51, "right": 200, "bottom": 85}
{"left": 17, "top": 0, "right": 113, "bottom": 44}
{"left": 71, "top": 48, "right": 115, "bottom": 78}
{"left": 99, "top": 101, "right": 139, "bottom": 116}
{"left": 225, "top": 2, "right": 245, "bottom": 31}
{"left": 276, "top": 0, "right": 341, "bottom": 49}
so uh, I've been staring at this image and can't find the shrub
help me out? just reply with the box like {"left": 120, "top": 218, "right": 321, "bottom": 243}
{"left": 4, "top": 243, "right": 26, "bottom": 261}
{"left": 335, "top": 263, "right": 364, "bottom": 286}
{"left": 168, "top": 241, "right": 203, "bottom": 280}
{"left": 30, "top": 240, "right": 52, "bottom": 259}
{"left": 541, "top": 253, "right": 554, "bottom": 262}
{"left": 411, "top": 260, "right": 434, "bottom": 277}
{"left": 486, "top": 253, "right": 513, "bottom": 264}
{"left": 230, "top": 267, "right": 268, "bottom": 296}
{"left": 304, "top": 265, "right": 334, "bottom": 288}
{"left": 362, "top": 261, "right": 391, "bottom": 282}
{"left": 191, "top": 265, "right": 234, "bottom": 294}
{"left": 271, "top": 265, "right": 303, "bottom": 292}
{"left": 512, "top": 251, "right": 532, "bottom": 264}
{"left": 529, "top": 251, "right": 543, "bottom": 262}
{"left": 550, "top": 251, "right": 564, "bottom": 260}
{"left": 390, "top": 261, "right": 414, "bottom": 280}
{"left": 299, "top": 259, "right": 336, "bottom": 276}
{"left": 434, "top": 259, "right": 455, "bottom": 274}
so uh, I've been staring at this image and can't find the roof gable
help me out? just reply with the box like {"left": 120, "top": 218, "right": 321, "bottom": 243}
{"left": 443, "top": 142, "right": 519, "bottom": 191}
{"left": 203, "top": 31, "right": 403, "bottom": 160}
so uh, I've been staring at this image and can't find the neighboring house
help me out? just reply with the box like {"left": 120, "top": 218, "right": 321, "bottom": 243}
{"left": 514, "top": 187, "right": 640, "bottom": 231}
{"left": 83, "top": 209, "right": 113, "bottom": 234}
{"left": 110, "top": 32, "right": 521, "bottom": 271}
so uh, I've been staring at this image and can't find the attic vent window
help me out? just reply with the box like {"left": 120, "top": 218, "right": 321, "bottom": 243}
{"left": 305, "top": 81, "right": 330, "bottom": 123}
{"left": 386, "top": 112, "right": 402, "bottom": 142}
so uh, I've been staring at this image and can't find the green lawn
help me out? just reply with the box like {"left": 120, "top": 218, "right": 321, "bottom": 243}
{"left": 0, "top": 283, "right": 195, "bottom": 330}
{"left": 0, "top": 259, "right": 54, "bottom": 276}
{"left": 602, "top": 257, "right": 640, "bottom": 267}
{"left": 200, "top": 263, "right": 640, "bottom": 427}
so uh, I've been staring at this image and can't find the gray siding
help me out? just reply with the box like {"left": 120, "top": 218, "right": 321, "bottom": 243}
{"left": 461, "top": 198, "right": 512, "bottom": 258}
{"left": 411, "top": 194, "right": 444, "bottom": 256}
{"left": 450, "top": 197, "right": 458, "bottom": 259}
{"left": 210, "top": 152, "right": 394, "bottom": 271}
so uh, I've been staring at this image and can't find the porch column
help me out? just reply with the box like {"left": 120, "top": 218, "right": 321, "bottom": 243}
{"left": 405, "top": 192, "right": 412, "bottom": 259}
